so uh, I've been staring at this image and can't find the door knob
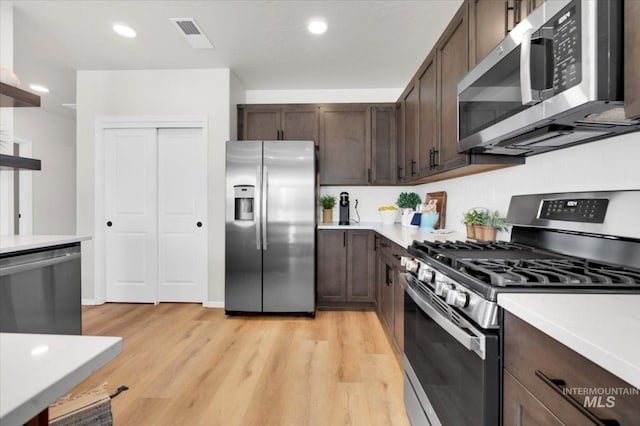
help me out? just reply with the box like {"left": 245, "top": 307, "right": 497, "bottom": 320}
{"left": 196, "top": 221, "right": 203, "bottom": 228}
{"left": 106, "top": 221, "right": 113, "bottom": 227}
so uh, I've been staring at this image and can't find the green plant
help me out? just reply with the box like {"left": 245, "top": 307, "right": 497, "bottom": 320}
{"left": 320, "top": 194, "right": 336, "bottom": 210}
{"left": 396, "top": 192, "right": 422, "bottom": 210}
{"left": 463, "top": 208, "right": 486, "bottom": 226}
{"left": 479, "top": 210, "right": 507, "bottom": 231}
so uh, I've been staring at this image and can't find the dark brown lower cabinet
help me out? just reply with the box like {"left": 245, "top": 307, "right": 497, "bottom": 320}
{"left": 317, "top": 230, "right": 374, "bottom": 308}
{"left": 374, "top": 235, "right": 407, "bottom": 357}
{"left": 504, "top": 312, "right": 640, "bottom": 425}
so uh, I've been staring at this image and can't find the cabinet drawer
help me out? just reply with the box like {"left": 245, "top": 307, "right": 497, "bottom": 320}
{"left": 504, "top": 312, "right": 640, "bottom": 424}
{"left": 504, "top": 370, "right": 563, "bottom": 426}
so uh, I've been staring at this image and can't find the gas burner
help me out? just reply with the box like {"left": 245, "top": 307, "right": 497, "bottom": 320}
{"left": 458, "top": 258, "right": 640, "bottom": 288}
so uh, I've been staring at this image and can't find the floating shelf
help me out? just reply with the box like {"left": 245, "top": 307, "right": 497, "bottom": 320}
{"left": 0, "top": 82, "right": 41, "bottom": 108}
{"left": 0, "top": 154, "right": 42, "bottom": 170}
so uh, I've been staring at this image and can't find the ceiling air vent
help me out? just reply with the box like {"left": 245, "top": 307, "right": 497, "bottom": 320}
{"left": 170, "top": 18, "right": 214, "bottom": 49}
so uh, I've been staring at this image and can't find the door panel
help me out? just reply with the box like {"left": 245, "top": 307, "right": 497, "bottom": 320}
{"left": 105, "top": 128, "right": 157, "bottom": 303}
{"left": 225, "top": 141, "right": 263, "bottom": 312}
{"left": 262, "top": 140, "right": 315, "bottom": 313}
{"left": 282, "top": 106, "right": 318, "bottom": 142}
{"left": 157, "top": 128, "right": 206, "bottom": 302}
{"left": 244, "top": 108, "right": 280, "bottom": 140}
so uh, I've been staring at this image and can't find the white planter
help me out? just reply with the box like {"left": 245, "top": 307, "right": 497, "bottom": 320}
{"left": 379, "top": 210, "right": 398, "bottom": 224}
{"left": 400, "top": 208, "right": 415, "bottom": 227}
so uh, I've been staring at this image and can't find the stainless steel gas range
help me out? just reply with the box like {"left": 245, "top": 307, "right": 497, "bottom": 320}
{"left": 400, "top": 190, "right": 640, "bottom": 426}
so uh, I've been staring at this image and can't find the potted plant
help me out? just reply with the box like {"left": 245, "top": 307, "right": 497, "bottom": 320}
{"left": 463, "top": 209, "right": 482, "bottom": 239}
{"left": 397, "top": 192, "right": 422, "bottom": 227}
{"left": 475, "top": 210, "right": 507, "bottom": 241}
{"left": 320, "top": 195, "right": 336, "bottom": 223}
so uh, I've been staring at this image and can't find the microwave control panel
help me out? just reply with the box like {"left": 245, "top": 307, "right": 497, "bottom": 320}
{"left": 552, "top": 5, "right": 581, "bottom": 93}
{"left": 539, "top": 198, "right": 608, "bottom": 223}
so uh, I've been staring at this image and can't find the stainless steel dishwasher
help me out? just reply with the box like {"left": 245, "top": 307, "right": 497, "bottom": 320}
{"left": 0, "top": 243, "right": 82, "bottom": 335}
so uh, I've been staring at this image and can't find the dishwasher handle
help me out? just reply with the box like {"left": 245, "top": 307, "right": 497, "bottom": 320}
{"left": 0, "top": 253, "right": 81, "bottom": 277}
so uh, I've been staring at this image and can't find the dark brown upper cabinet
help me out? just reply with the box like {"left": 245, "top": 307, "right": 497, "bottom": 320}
{"left": 371, "top": 105, "right": 397, "bottom": 185}
{"left": 319, "top": 104, "right": 371, "bottom": 185}
{"left": 625, "top": 1, "right": 640, "bottom": 119}
{"left": 395, "top": 0, "right": 524, "bottom": 185}
{"left": 238, "top": 104, "right": 318, "bottom": 142}
{"left": 395, "top": 103, "right": 405, "bottom": 182}
{"left": 469, "top": 0, "right": 510, "bottom": 67}
{"left": 402, "top": 84, "right": 419, "bottom": 181}
{"left": 436, "top": 3, "right": 470, "bottom": 172}
{"left": 417, "top": 52, "right": 438, "bottom": 177}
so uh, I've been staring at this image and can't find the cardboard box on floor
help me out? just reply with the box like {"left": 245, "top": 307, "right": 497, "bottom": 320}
{"left": 49, "top": 383, "right": 113, "bottom": 426}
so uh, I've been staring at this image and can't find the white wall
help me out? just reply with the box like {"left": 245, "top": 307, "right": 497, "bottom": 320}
{"left": 230, "top": 72, "right": 246, "bottom": 140}
{"left": 76, "top": 68, "right": 232, "bottom": 304}
{"left": 319, "top": 186, "right": 415, "bottom": 224}
{"left": 245, "top": 88, "right": 402, "bottom": 104}
{"left": 414, "top": 132, "right": 640, "bottom": 239}
{"left": 14, "top": 108, "right": 76, "bottom": 234}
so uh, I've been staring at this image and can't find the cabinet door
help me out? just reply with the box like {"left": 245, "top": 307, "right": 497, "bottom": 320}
{"left": 392, "top": 259, "right": 405, "bottom": 352}
{"left": 281, "top": 105, "right": 319, "bottom": 142}
{"left": 469, "top": 0, "right": 508, "bottom": 67}
{"left": 371, "top": 105, "right": 396, "bottom": 185}
{"left": 417, "top": 54, "right": 438, "bottom": 177}
{"left": 396, "top": 102, "right": 405, "bottom": 182}
{"left": 625, "top": 1, "right": 640, "bottom": 119}
{"left": 436, "top": 4, "right": 469, "bottom": 172}
{"left": 380, "top": 255, "right": 394, "bottom": 330}
{"left": 346, "top": 231, "right": 374, "bottom": 303}
{"left": 374, "top": 237, "right": 383, "bottom": 315}
{"left": 504, "top": 370, "right": 563, "bottom": 426}
{"left": 518, "top": 0, "right": 544, "bottom": 21}
{"left": 319, "top": 105, "right": 371, "bottom": 185}
{"left": 317, "top": 230, "right": 347, "bottom": 304}
{"left": 403, "top": 85, "right": 419, "bottom": 181}
{"left": 243, "top": 106, "right": 280, "bottom": 140}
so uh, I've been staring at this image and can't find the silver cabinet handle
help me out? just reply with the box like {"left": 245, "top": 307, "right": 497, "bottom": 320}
{"left": 519, "top": 28, "right": 540, "bottom": 106}
{"left": 403, "top": 274, "right": 486, "bottom": 359}
{"left": 262, "top": 165, "right": 268, "bottom": 250}
{"left": 0, "top": 253, "right": 81, "bottom": 276}
{"left": 255, "top": 165, "right": 261, "bottom": 250}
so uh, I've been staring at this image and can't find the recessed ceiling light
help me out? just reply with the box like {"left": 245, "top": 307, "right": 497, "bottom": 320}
{"left": 113, "top": 24, "right": 137, "bottom": 38}
{"left": 308, "top": 19, "right": 328, "bottom": 35}
{"left": 29, "top": 84, "right": 49, "bottom": 93}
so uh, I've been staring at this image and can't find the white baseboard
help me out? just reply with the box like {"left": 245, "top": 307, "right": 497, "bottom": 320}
{"left": 82, "top": 298, "right": 103, "bottom": 305}
{"left": 203, "top": 301, "right": 224, "bottom": 308}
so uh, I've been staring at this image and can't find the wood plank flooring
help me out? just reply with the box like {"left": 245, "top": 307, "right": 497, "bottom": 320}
{"left": 73, "top": 304, "right": 409, "bottom": 426}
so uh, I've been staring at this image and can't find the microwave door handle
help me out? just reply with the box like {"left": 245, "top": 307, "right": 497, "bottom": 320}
{"left": 520, "top": 29, "right": 538, "bottom": 106}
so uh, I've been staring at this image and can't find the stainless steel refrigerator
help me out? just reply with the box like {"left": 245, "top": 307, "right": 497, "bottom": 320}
{"left": 225, "top": 140, "right": 316, "bottom": 315}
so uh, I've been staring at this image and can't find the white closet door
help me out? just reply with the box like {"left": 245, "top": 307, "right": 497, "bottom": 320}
{"left": 157, "top": 128, "right": 207, "bottom": 302}
{"left": 105, "top": 128, "right": 158, "bottom": 303}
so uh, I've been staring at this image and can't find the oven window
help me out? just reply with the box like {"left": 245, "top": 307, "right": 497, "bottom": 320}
{"left": 404, "top": 290, "right": 499, "bottom": 425}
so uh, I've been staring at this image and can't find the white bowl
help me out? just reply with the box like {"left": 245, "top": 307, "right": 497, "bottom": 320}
{"left": 379, "top": 210, "right": 398, "bottom": 224}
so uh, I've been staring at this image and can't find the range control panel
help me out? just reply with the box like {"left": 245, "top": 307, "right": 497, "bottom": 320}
{"left": 539, "top": 198, "right": 609, "bottom": 223}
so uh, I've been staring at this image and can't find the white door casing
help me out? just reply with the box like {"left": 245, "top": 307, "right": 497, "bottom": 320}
{"left": 157, "top": 128, "right": 206, "bottom": 302}
{"left": 104, "top": 128, "right": 158, "bottom": 303}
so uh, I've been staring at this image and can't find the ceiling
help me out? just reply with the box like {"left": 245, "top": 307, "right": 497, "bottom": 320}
{"left": 11, "top": 0, "right": 463, "bottom": 117}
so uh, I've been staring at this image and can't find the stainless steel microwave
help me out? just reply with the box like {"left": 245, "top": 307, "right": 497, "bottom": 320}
{"left": 457, "top": 0, "right": 638, "bottom": 156}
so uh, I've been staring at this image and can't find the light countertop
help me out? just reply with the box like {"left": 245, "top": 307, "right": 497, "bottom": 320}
{"left": 318, "top": 222, "right": 467, "bottom": 248}
{"left": 498, "top": 293, "right": 640, "bottom": 390}
{"left": 0, "top": 235, "right": 91, "bottom": 254}
{"left": 0, "top": 333, "right": 122, "bottom": 426}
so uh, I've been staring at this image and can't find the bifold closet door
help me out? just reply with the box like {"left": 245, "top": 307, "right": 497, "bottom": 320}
{"left": 157, "top": 128, "right": 206, "bottom": 302}
{"left": 105, "top": 128, "right": 158, "bottom": 303}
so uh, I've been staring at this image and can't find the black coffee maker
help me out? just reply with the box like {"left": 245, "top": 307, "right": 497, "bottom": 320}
{"left": 339, "top": 192, "right": 350, "bottom": 225}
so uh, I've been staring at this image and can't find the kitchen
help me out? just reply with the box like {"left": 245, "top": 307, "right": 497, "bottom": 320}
{"left": 1, "top": 0, "right": 639, "bottom": 425}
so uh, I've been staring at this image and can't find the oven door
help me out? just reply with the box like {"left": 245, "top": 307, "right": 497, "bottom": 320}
{"left": 402, "top": 272, "right": 499, "bottom": 426}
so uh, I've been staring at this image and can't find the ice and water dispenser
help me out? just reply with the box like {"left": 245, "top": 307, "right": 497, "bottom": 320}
{"left": 234, "top": 185, "right": 255, "bottom": 221}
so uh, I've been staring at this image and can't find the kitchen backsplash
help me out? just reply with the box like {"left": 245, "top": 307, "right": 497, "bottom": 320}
{"left": 322, "top": 131, "right": 640, "bottom": 239}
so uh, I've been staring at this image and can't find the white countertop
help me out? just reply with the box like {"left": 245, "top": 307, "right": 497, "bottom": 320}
{"left": 498, "top": 294, "right": 640, "bottom": 390}
{"left": 0, "top": 333, "right": 122, "bottom": 426}
{"left": 0, "top": 235, "right": 91, "bottom": 254}
{"left": 318, "top": 222, "right": 467, "bottom": 248}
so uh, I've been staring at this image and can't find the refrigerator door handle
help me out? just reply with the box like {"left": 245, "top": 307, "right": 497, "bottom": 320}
{"left": 262, "top": 165, "right": 269, "bottom": 250}
{"left": 255, "top": 165, "right": 262, "bottom": 250}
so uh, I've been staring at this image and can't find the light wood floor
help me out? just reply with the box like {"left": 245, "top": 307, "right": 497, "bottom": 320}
{"left": 75, "top": 304, "right": 409, "bottom": 426}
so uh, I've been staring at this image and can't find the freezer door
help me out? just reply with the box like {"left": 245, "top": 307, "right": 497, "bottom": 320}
{"left": 262, "top": 140, "right": 316, "bottom": 313}
{"left": 225, "top": 141, "right": 263, "bottom": 312}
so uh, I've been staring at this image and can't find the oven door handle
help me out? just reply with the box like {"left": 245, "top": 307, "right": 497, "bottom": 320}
{"left": 404, "top": 277, "right": 486, "bottom": 360}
